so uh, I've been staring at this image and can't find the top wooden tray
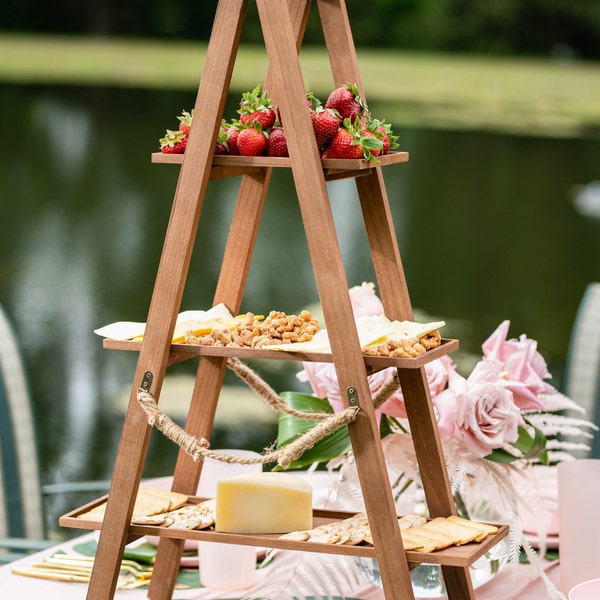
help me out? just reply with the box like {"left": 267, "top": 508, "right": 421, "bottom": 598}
{"left": 103, "top": 337, "right": 459, "bottom": 372}
{"left": 151, "top": 151, "right": 410, "bottom": 180}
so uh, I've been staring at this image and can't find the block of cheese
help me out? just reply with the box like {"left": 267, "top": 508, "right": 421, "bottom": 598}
{"left": 216, "top": 472, "right": 313, "bottom": 534}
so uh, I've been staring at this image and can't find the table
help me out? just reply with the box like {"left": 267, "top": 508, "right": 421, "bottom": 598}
{"left": 1, "top": 531, "right": 562, "bottom": 599}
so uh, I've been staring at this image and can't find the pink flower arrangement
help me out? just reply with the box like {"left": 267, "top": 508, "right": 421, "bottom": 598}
{"left": 298, "top": 283, "right": 555, "bottom": 460}
{"left": 433, "top": 359, "right": 524, "bottom": 458}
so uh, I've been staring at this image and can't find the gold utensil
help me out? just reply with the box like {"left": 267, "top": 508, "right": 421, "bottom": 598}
{"left": 12, "top": 553, "right": 188, "bottom": 589}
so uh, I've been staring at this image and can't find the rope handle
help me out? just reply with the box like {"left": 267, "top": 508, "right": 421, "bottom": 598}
{"left": 136, "top": 387, "right": 358, "bottom": 469}
{"left": 136, "top": 358, "right": 400, "bottom": 469}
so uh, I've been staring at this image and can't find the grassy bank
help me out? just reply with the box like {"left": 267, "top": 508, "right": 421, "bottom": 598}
{"left": 2, "top": 33, "right": 600, "bottom": 138}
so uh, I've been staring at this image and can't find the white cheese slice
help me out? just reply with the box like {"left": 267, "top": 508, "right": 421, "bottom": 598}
{"left": 354, "top": 315, "right": 397, "bottom": 346}
{"left": 385, "top": 320, "right": 446, "bottom": 343}
{"left": 92, "top": 320, "right": 147, "bottom": 340}
{"left": 265, "top": 315, "right": 403, "bottom": 353}
{"left": 215, "top": 472, "right": 313, "bottom": 534}
{"left": 93, "top": 303, "right": 234, "bottom": 341}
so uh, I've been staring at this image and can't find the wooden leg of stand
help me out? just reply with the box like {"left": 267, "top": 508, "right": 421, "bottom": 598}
{"left": 398, "top": 367, "right": 476, "bottom": 599}
{"left": 148, "top": 169, "right": 272, "bottom": 598}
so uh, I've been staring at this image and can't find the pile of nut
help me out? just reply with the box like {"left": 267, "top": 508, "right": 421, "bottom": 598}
{"left": 184, "top": 310, "right": 320, "bottom": 349}
{"left": 362, "top": 329, "right": 442, "bottom": 358}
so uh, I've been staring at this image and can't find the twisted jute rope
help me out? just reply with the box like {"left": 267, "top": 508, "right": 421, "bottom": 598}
{"left": 226, "top": 357, "right": 330, "bottom": 420}
{"left": 372, "top": 370, "right": 401, "bottom": 409}
{"left": 136, "top": 358, "right": 400, "bottom": 469}
{"left": 136, "top": 387, "right": 358, "bottom": 469}
{"left": 226, "top": 357, "right": 400, "bottom": 417}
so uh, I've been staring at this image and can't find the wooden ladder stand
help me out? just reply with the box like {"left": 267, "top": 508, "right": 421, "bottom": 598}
{"left": 67, "top": 1, "right": 506, "bottom": 598}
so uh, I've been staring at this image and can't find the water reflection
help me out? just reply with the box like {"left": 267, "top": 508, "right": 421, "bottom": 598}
{"left": 1, "top": 84, "right": 599, "bottom": 529}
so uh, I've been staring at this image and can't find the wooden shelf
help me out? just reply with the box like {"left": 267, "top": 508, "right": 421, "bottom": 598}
{"left": 152, "top": 151, "right": 409, "bottom": 181}
{"left": 76, "top": 1, "right": 504, "bottom": 598}
{"left": 60, "top": 497, "right": 507, "bottom": 569}
{"left": 102, "top": 337, "right": 459, "bottom": 373}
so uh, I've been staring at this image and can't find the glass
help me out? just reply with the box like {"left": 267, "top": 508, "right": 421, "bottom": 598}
{"left": 558, "top": 459, "right": 600, "bottom": 594}
{"left": 197, "top": 449, "right": 262, "bottom": 591}
{"left": 356, "top": 538, "right": 509, "bottom": 598}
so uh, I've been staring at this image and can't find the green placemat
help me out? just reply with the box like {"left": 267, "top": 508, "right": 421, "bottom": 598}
{"left": 72, "top": 540, "right": 200, "bottom": 589}
{"left": 70, "top": 541, "right": 363, "bottom": 599}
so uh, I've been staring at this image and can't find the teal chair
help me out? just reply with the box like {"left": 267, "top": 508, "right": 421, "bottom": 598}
{"left": 0, "top": 303, "right": 110, "bottom": 563}
{"left": 563, "top": 282, "right": 600, "bottom": 458}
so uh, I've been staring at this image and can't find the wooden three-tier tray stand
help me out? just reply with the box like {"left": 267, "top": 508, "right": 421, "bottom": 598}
{"left": 59, "top": 0, "right": 507, "bottom": 598}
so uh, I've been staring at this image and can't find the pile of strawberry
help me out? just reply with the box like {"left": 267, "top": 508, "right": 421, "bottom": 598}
{"left": 159, "top": 83, "right": 398, "bottom": 161}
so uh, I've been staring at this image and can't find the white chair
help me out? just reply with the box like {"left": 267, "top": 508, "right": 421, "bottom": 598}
{"left": 563, "top": 282, "right": 600, "bottom": 458}
{"left": 0, "top": 303, "right": 110, "bottom": 563}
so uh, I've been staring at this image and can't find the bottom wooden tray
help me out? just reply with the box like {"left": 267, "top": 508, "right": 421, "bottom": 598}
{"left": 60, "top": 495, "right": 508, "bottom": 569}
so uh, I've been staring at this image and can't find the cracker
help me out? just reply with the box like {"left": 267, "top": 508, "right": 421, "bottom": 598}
{"left": 307, "top": 529, "right": 340, "bottom": 544}
{"left": 402, "top": 514, "right": 427, "bottom": 528}
{"left": 77, "top": 504, "right": 107, "bottom": 521}
{"left": 400, "top": 530, "right": 441, "bottom": 553}
{"left": 139, "top": 486, "right": 189, "bottom": 511}
{"left": 333, "top": 528, "right": 352, "bottom": 545}
{"left": 422, "top": 517, "right": 479, "bottom": 545}
{"left": 343, "top": 526, "right": 369, "bottom": 546}
{"left": 169, "top": 513, "right": 214, "bottom": 530}
{"left": 446, "top": 516, "right": 498, "bottom": 542}
{"left": 279, "top": 530, "right": 310, "bottom": 541}
{"left": 131, "top": 514, "right": 168, "bottom": 525}
{"left": 399, "top": 532, "right": 427, "bottom": 551}
{"left": 78, "top": 486, "right": 182, "bottom": 521}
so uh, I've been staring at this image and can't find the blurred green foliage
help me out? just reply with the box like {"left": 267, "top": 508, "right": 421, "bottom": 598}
{"left": 2, "top": 0, "right": 600, "bottom": 59}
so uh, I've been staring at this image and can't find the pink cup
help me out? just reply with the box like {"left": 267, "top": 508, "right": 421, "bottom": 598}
{"left": 558, "top": 459, "right": 600, "bottom": 593}
{"left": 569, "top": 578, "right": 600, "bottom": 600}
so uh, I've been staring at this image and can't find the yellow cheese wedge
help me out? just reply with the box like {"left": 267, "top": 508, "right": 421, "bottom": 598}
{"left": 215, "top": 472, "right": 313, "bottom": 534}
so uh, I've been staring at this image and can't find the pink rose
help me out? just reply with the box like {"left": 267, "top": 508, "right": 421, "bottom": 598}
{"left": 297, "top": 361, "right": 342, "bottom": 406}
{"left": 298, "top": 362, "right": 398, "bottom": 418}
{"left": 481, "top": 320, "right": 553, "bottom": 410}
{"left": 434, "top": 360, "right": 522, "bottom": 458}
{"left": 299, "top": 356, "right": 451, "bottom": 420}
{"left": 348, "top": 282, "right": 384, "bottom": 317}
{"left": 378, "top": 358, "right": 451, "bottom": 418}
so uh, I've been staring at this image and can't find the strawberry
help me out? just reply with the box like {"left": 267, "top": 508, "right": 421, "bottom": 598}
{"left": 223, "top": 120, "right": 240, "bottom": 155}
{"left": 322, "top": 118, "right": 382, "bottom": 161}
{"left": 311, "top": 107, "right": 340, "bottom": 147}
{"left": 322, "top": 126, "right": 362, "bottom": 160}
{"left": 361, "top": 125, "right": 381, "bottom": 157}
{"left": 267, "top": 126, "right": 288, "bottom": 157}
{"left": 307, "top": 93, "right": 341, "bottom": 147}
{"left": 159, "top": 129, "right": 188, "bottom": 154}
{"left": 238, "top": 84, "right": 277, "bottom": 131}
{"left": 324, "top": 83, "right": 366, "bottom": 122}
{"left": 368, "top": 118, "right": 398, "bottom": 155}
{"left": 177, "top": 109, "right": 194, "bottom": 135}
{"left": 237, "top": 123, "right": 267, "bottom": 157}
{"left": 214, "top": 126, "right": 229, "bottom": 155}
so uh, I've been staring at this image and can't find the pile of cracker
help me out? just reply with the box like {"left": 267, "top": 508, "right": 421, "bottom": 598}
{"left": 77, "top": 487, "right": 217, "bottom": 531}
{"left": 279, "top": 512, "right": 498, "bottom": 553}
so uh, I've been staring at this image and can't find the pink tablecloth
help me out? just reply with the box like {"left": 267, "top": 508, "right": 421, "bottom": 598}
{"left": 1, "top": 531, "right": 562, "bottom": 600}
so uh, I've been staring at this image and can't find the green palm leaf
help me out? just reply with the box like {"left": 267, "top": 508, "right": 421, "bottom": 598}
{"left": 276, "top": 392, "right": 352, "bottom": 469}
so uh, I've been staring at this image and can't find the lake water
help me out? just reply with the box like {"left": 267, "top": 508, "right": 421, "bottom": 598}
{"left": 1, "top": 84, "right": 599, "bottom": 530}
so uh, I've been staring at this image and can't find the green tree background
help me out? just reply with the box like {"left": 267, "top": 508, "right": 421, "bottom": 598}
{"left": 2, "top": 0, "right": 600, "bottom": 59}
